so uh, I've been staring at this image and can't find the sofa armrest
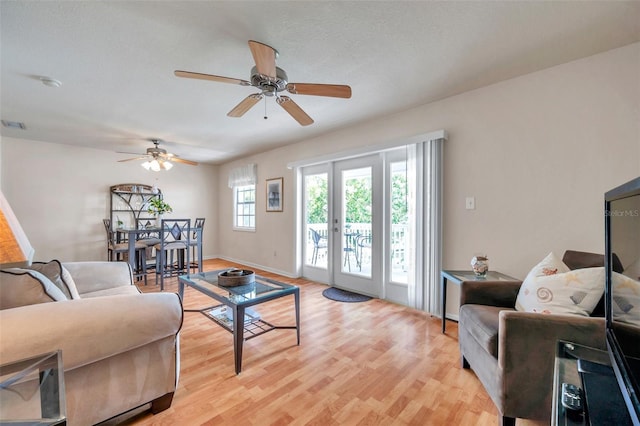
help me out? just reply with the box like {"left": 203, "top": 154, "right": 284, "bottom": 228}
{"left": 498, "top": 311, "right": 606, "bottom": 419}
{"left": 62, "top": 261, "right": 134, "bottom": 295}
{"left": 460, "top": 280, "right": 522, "bottom": 308}
{"left": 0, "top": 293, "right": 183, "bottom": 371}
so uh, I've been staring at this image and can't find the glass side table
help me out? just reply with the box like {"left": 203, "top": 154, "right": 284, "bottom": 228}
{"left": 0, "top": 350, "right": 66, "bottom": 425}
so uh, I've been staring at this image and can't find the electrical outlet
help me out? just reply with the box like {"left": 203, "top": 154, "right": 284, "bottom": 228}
{"left": 465, "top": 197, "right": 475, "bottom": 210}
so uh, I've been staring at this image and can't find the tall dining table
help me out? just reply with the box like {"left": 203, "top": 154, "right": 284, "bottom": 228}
{"left": 116, "top": 226, "right": 203, "bottom": 276}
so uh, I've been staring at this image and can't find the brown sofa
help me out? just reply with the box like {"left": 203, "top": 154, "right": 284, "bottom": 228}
{"left": 0, "top": 261, "right": 183, "bottom": 425}
{"left": 458, "top": 250, "right": 622, "bottom": 426}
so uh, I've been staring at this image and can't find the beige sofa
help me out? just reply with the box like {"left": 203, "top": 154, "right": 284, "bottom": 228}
{"left": 0, "top": 261, "right": 183, "bottom": 426}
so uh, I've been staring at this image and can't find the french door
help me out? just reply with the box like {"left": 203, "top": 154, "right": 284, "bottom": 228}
{"left": 332, "top": 155, "right": 382, "bottom": 296}
{"left": 301, "top": 149, "right": 412, "bottom": 301}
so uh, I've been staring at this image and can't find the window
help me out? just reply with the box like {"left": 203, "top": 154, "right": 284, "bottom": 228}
{"left": 234, "top": 184, "right": 255, "bottom": 230}
{"left": 228, "top": 163, "right": 257, "bottom": 231}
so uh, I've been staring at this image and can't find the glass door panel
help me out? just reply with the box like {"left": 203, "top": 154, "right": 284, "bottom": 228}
{"left": 390, "top": 160, "right": 409, "bottom": 284}
{"left": 304, "top": 172, "right": 329, "bottom": 269}
{"left": 332, "top": 155, "right": 381, "bottom": 297}
{"left": 341, "top": 167, "right": 372, "bottom": 278}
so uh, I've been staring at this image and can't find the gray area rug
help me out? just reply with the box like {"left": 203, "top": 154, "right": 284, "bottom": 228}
{"left": 322, "top": 287, "right": 372, "bottom": 303}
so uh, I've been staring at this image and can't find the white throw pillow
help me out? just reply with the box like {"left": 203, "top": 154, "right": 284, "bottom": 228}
{"left": 612, "top": 272, "right": 640, "bottom": 326}
{"left": 515, "top": 267, "right": 605, "bottom": 316}
{"left": 0, "top": 269, "right": 68, "bottom": 310}
{"left": 515, "top": 252, "right": 569, "bottom": 313}
{"left": 523, "top": 252, "right": 570, "bottom": 281}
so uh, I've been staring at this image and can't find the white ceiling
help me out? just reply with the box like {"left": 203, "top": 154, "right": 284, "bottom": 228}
{"left": 2, "top": 1, "right": 639, "bottom": 165}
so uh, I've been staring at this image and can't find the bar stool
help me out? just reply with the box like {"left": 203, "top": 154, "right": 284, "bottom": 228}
{"left": 135, "top": 218, "right": 161, "bottom": 272}
{"left": 189, "top": 217, "right": 205, "bottom": 272}
{"left": 154, "top": 219, "right": 190, "bottom": 291}
{"left": 102, "top": 219, "right": 147, "bottom": 284}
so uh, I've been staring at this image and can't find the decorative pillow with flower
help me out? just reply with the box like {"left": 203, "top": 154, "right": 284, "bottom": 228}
{"left": 515, "top": 252, "right": 605, "bottom": 316}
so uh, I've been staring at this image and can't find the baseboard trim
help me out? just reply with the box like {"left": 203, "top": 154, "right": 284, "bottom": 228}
{"left": 215, "top": 256, "right": 298, "bottom": 279}
{"left": 445, "top": 313, "right": 459, "bottom": 322}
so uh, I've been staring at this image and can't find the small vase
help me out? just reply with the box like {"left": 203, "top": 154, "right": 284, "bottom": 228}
{"left": 471, "top": 255, "right": 489, "bottom": 277}
{"left": 156, "top": 215, "right": 162, "bottom": 228}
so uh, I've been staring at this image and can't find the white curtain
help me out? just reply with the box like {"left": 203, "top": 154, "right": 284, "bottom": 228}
{"left": 406, "top": 143, "right": 422, "bottom": 309}
{"left": 228, "top": 163, "right": 256, "bottom": 188}
{"left": 423, "top": 138, "right": 444, "bottom": 314}
{"left": 406, "top": 137, "right": 444, "bottom": 313}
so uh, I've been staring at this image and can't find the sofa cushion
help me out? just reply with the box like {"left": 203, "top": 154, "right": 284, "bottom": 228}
{"left": 459, "top": 304, "right": 512, "bottom": 358}
{"left": 563, "top": 249, "right": 623, "bottom": 273}
{"left": 27, "top": 260, "right": 81, "bottom": 300}
{"left": 80, "top": 285, "right": 140, "bottom": 298}
{"left": 515, "top": 267, "right": 605, "bottom": 316}
{"left": 0, "top": 269, "right": 68, "bottom": 309}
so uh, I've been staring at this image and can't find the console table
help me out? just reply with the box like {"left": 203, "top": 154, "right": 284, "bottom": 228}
{"left": 440, "top": 269, "right": 518, "bottom": 333}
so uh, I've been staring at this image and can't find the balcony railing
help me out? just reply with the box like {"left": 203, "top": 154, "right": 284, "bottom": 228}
{"left": 306, "top": 223, "right": 408, "bottom": 280}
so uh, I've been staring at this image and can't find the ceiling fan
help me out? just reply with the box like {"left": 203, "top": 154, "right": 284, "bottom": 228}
{"left": 174, "top": 40, "right": 352, "bottom": 126}
{"left": 117, "top": 139, "right": 198, "bottom": 171}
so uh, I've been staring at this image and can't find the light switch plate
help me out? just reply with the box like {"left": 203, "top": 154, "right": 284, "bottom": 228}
{"left": 465, "top": 197, "right": 475, "bottom": 210}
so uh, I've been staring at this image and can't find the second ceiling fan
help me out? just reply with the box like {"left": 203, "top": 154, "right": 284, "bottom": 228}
{"left": 175, "top": 40, "right": 352, "bottom": 126}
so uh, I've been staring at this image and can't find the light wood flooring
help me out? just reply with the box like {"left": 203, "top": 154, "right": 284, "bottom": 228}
{"left": 115, "top": 259, "right": 543, "bottom": 426}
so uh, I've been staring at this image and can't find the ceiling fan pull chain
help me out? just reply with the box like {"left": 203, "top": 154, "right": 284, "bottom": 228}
{"left": 264, "top": 95, "right": 268, "bottom": 120}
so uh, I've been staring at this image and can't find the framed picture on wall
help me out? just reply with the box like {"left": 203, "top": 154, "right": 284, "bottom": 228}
{"left": 266, "top": 177, "right": 283, "bottom": 212}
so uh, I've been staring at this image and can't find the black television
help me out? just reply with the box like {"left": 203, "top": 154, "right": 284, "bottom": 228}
{"left": 605, "top": 176, "right": 640, "bottom": 425}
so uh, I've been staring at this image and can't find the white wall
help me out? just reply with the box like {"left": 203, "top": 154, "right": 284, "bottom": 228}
{"left": 216, "top": 149, "right": 299, "bottom": 277}
{"left": 1, "top": 139, "right": 218, "bottom": 262}
{"left": 216, "top": 43, "right": 640, "bottom": 316}
{"left": 2, "top": 43, "right": 638, "bottom": 318}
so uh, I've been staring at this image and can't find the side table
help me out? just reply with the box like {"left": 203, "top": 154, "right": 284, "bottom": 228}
{"left": 0, "top": 350, "right": 66, "bottom": 425}
{"left": 441, "top": 269, "right": 518, "bottom": 333}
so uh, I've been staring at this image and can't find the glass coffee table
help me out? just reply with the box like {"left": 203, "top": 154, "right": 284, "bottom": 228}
{"left": 178, "top": 270, "right": 300, "bottom": 374}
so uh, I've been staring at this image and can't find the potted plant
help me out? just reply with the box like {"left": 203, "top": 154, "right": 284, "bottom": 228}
{"left": 147, "top": 197, "right": 173, "bottom": 227}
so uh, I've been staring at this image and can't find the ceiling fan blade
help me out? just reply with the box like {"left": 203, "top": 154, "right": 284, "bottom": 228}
{"left": 159, "top": 152, "right": 199, "bottom": 166}
{"left": 116, "top": 150, "right": 146, "bottom": 155}
{"left": 248, "top": 40, "right": 276, "bottom": 78}
{"left": 286, "top": 83, "right": 352, "bottom": 99}
{"left": 227, "top": 94, "right": 263, "bottom": 117}
{"left": 174, "top": 70, "right": 250, "bottom": 86}
{"left": 168, "top": 157, "right": 199, "bottom": 166}
{"left": 117, "top": 156, "right": 149, "bottom": 163}
{"left": 276, "top": 96, "right": 314, "bottom": 126}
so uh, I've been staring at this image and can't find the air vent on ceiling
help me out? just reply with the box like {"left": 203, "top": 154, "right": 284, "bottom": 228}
{"left": 1, "top": 120, "right": 26, "bottom": 130}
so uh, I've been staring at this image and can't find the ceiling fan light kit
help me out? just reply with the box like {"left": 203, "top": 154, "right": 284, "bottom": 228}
{"left": 141, "top": 158, "right": 173, "bottom": 171}
{"left": 175, "top": 40, "right": 352, "bottom": 126}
